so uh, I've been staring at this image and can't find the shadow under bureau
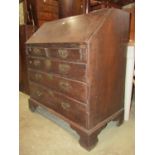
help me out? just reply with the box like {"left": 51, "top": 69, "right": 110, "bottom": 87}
{"left": 26, "top": 8, "right": 129, "bottom": 150}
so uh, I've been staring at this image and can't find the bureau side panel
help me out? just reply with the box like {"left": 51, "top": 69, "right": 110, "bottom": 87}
{"left": 87, "top": 10, "right": 130, "bottom": 128}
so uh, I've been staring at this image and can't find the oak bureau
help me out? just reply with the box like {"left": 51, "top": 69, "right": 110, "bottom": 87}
{"left": 26, "top": 9, "right": 129, "bottom": 150}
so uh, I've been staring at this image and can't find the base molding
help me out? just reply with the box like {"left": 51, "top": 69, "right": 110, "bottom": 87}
{"left": 29, "top": 99, "right": 39, "bottom": 112}
{"left": 70, "top": 124, "right": 106, "bottom": 151}
{"left": 28, "top": 98, "right": 124, "bottom": 150}
{"left": 87, "top": 109, "right": 124, "bottom": 134}
{"left": 70, "top": 110, "right": 124, "bottom": 150}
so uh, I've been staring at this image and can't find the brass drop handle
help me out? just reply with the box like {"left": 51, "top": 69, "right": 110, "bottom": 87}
{"left": 34, "top": 60, "right": 41, "bottom": 67}
{"left": 61, "top": 102, "right": 70, "bottom": 110}
{"left": 49, "top": 91, "right": 54, "bottom": 97}
{"left": 59, "top": 81, "right": 71, "bottom": 92}
{"left": 36, "top": 90, "right": 42, "bottom": 97}
{"left": 59, "top": 64, "right": 71, "bottom": 74}
{"left": 45, "top": 59, "right": 52, "bottom": 69}
{"left": 33, "top": 48, "right": 41, "bottom": 54}
{"left": 29, "top": 60, "right": 33, "bottom": 64}
{"left": 28, "top": 48, "right": 32, "bottom": 52}
{"left": 47, "top": 74, "right": 53, "bottom": 80}
{"left": 35, "top": 73, "right": 42, "bottom": 80}
{"left": 58, "top": 49, "right": 68, "bottom": 59}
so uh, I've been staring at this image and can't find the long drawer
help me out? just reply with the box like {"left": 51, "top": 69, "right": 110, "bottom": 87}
{"left": 28, "top": 70, "right": 87, "bottom": 103}
{"left": 27, "top": 57, "right": 86, "bottom": 81}
{"left": 29, "top": 82, "right": 87, "bottom": 128}
{"left": 27, "top": 47, "right": 87, "bottom": 63}
{"left": 37, "top": 3, "right": 58, "bottom": 13}
{"left": 37, "top": 12, "right": 57, "bottom": 21}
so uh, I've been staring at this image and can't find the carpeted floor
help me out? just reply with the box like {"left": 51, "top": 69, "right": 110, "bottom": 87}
{"left": 19, "top": 92, "right": 135, "bottom": 155}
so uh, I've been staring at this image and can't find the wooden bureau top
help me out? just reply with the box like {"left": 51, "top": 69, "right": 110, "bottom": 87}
{"left": 26, "top": 9, "right": 115, "bottom": 44}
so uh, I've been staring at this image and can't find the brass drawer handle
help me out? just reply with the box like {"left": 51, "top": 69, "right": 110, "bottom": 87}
{"left": 61, "top": 102, "right": 70, "bottom": 110}
{"left": 35, "top": 73, "right": 42, "bottom": 80}
{"left": 49, "top": 91, "right": 54, "bottom": 97}
{"left": 36, "top": 90, "right": 43, "bottom": 97}
{"left": 28, "top": 47, "right": 32, "bottom": 52}
{"left": 45, "top": 59, "right": 52, "bottom": 68}
{"left": 47, "top": 74, "right": 53, "bottom": 80}
{"left": 59, "top": 81, "right": 71, "bottom": 92}
{"left": 58, "top": 49, "right": 68, "bottom": 59}
{"left": 29, "top": 60, "right": 33, "bottom": 64}
{"left": 80, "top": 49, "right": 86, "bottom": 61}
{"left": 34, "top": 60, "right": 41, "bottom": 67}
{"left": 33, "top": 48, "right": 41, "bottom": 54}
{"left": 59, "top": 64, "right": 70, "bottom": 74}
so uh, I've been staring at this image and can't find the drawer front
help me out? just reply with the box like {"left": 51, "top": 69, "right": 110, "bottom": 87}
{"left": 28, "top": 70, "right": 87, "bottom": 103}
{"left": 27, "top": 57, "right": 86, "bottom": 81}
{"left": 37, "top": 3, "right": 58, "bottom": 13}
{"left": 27, "top": 47, "right": 46, "bottom": 57}
{"left": 29, "top": 82, "right": 87, "bottom": 128}
{"left": 27, "top": 47, "right": 87, "bottom": 63}
{"left": 47, "top": 48, "right": 87, "bottom": 62}
{"left": 37, "top": 12, "right": 57, "bottom": 20}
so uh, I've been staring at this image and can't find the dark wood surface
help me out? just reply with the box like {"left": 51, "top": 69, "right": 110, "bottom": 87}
{"left": 20, "top": 0, "right": 134, "bottom": 94}
{"left": 59, "top": 0, "right": 86, "bottom": 18}
{"left": 28, "top": 70, "right": 87, "bottom": 102}
{"left": 26, "top": 9, "right": 109, "bottom": 44}
{"left": 19, "top": 0, "right": 36, "bottom": 94}
{"left": 19, "top": 0, "right": 59, "bottom": 94}
{"left": 27, "top": 0, "right": 59, "bottom": 27}
{"left": 58, "top": 0, "right": 135, "bottom": 17}
{"left": 87, "top": 9, "right": 129, "bottom": 128}
{"left": 90, "top": 0, "right": 134, "bottom": 9}
{"left": 19, "top": 25, "right": 35, "bottom": 94}
{"left": 29, "top": 82, "right": 87, "bottom": 127}
{"left": 26, "top": 9, "right": 129, "bottom": 150}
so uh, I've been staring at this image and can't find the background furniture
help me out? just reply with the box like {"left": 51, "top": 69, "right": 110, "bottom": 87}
{"left": 59, "top": 0, "right": 135, "bottom": 17}
{"left": 59, "top": 0, "right": 86, "bottom": 18}
{"left": 122, "top": 3, "right": 135, "bottom": 121}
{"left": 28, "top": 0, "right": 59, "bottom": 27}
{"left": 19, "top": 0, "right": 59, "bottom": 94}
{"left": 19, "top": 0, "right": 36, "bottom": 94}
{"left": 26, "top": 9, "right": 129, "bottom": 150}
{"left": 19, "top": 25, "right": 35, "bottom": 94}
